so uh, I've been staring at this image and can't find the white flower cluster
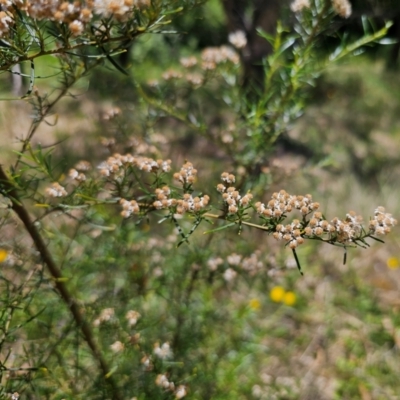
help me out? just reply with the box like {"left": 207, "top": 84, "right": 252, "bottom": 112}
{"left": 173, "top": 162, "right": 197, "bottom": 185}
{"left": 153, "top": 342, "right": 172, "bottom": 360}
{"left": 369, "top": 207, "right": 397, "bottom": 235}
{"left": 155, "top": 374, "right": 187, "bottom": 399}
{"left": 45, "top": 182, "right": 68, "bottom": 197}
{"left": 332, "top": 0, "right": 352, "bottom": 18}
{"left": 154, "top": 192, "right": 210, "bottom": 215}
{"left": 228, "top": 30, "right": 247, "bottom": 49}
{"left": 274, "top": 219, "right": 304, "bottom": 249}
{"left": 120, "top": 198, "right": 140, "bottom": 218}
{"left": 273, "top": 204, "right": 397, "bottom": 248}
{"left": 201, "top": 45, "right": 240, "bottom": 70}
{"left": 98, "top": 154, "right": 172, "bottom": 177}
{"left": 0, "top": 11, "right": 13, "bottom": 37}
{"left": 217, "top": 173, "right": 253, "bottom": 215}
{"left": 290, "top": 0, "right": 310, "bottom": 13}
{"left": 0, "top": 0, "right": 151, "bottom": 40}
{"left": 180, "top": 56, "right": 197, "bottom": 68}
{"left": 93, "top": 307, "right": 115, "bottom": 326}
{"left": 125, "top": 310, "right": 141, "bottom": 327}
{"left": 255, "top": 190, "right": 319, "bottom": 218}
{"left": 68, "top": 168, "right": 86, "bottom": 182}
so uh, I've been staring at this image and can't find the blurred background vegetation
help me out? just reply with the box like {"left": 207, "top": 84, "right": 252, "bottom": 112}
{"left": 1, "top": 0, "right": 400, "bottom": 399}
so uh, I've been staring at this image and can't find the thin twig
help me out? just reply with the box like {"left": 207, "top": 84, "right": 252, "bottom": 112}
{"left": 0, "top": 165, "right": 123, "bottom": 400}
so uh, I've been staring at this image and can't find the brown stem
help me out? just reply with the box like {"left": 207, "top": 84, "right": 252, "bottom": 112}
{"left": 0, "top": 166, "right": 123, "bottom": 400}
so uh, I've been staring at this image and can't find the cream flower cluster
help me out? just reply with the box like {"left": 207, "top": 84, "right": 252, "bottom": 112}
{"left": 291, "top": 0, "right": 352, "bottom": 18}
{"left": 274, "top": 219, "right": 304, "bottom": 249}
{"left": 155, "top": 374, "right": 187, "bottom": 399}
{"left": 332, "top": 0, "right": 352, "bottom": 18}
{"left": 45, "top": 182, "right": 68, "bottom": 197}
{"left": 255, "top": 190, "right": 320, "bottom": 218}
{"left": 228, "top": 30, "right": 247, "bottom": 49}
{"left": 217, "top": 172, "right": 253, "bottom": 215}
{"left": 157, "top": 44, "right": 239, "bottom": 88}
{"left": 173, "top": 161, "right": 197, "bottom": 185}
{"left": 369, "top": 207, "right": 397, "bottom": 235}
{"left": 0, "top": 10, "right": 13, "bottom": 37}
{"left": 119, "top": 198, "right": 140, "bottom": 218}
{"left": 201, "top": 45, "right": 240, "bottom": 70}
{"left": 152, "top": 187, "right": 210, "bottom": 215}
{"left": 68, "top": 168, "right": 87, "bottom": 182}
{"left": 93, "top": 307, "right": 115, "bottom": 326}
{"left": 98, "top": 154, "right": 171, "bottom": 177}
{"left": 0, "top": 0, "right": 150, "bottom": 39}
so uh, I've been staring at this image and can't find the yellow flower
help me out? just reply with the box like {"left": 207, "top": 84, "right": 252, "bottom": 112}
{"left": 387, "top": 257, "right": 399, "bottom": 270}
{"left": 270, "top": 286, "right": 286, "bottom": 303}
{"left": 283, "top": 291, "right": 297, "bottom": 306}
{"left": 0, "top": 249, "right": 8, "bottom": 263}
{"left": 249, "top": 298, "right": 261, "bottom": 310}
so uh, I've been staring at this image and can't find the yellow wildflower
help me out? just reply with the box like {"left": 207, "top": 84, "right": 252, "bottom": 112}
{"left": 270, "top": 286, "right": 286, "bottom": 303}
{"left": 249, "top": 298, "right": 261, "bottom": 311}
{"left": 0, "top": 249, "right": 8, "bottom": 263}
{"left": 387, "top": 257, "right": 399, "bottom": 270}
{"left": 283, "top": 291, "right": 297, "bottom": 306}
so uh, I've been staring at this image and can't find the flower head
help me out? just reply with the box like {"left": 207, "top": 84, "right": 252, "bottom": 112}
{"left": 290, "top": 0, "right": 310, "bottom": 12}
{"left": 387, "top": 257, "right": 399, "bottom": 270}
{"left": 153, "top": 342, "right": 173, "bottom": 360}
{"left": 125, "top": 310, "right": 141, "bottom": 326}
{"left": 45, "top": 182, "right": 68, "bottom": 198}
{"left": 270, "top": 286, "right": 286, "bottom": 303}
{"left": 0, "top": 249, "right": 8, "bottom": 263}
{"left": 228, "top": 30, "right": 247, "bottom": 49}
{"left": 332, "top": 0, "right": 352, "bottom": 18}
{"left": 110, "top": 340, "right": 124, "bottom": 353}
{"left": 173, "top": 162, "right": 197, "bottom": 185}
{"left": 369, "top": 207, "right": 397, "bottom": 235}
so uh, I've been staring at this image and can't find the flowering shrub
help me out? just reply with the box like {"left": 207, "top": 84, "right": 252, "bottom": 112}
{"left": 0, "top": 0, "right": 398, "bottom": 398}
{"left": 43, "top": 155, "right": 398, "bottom": 273}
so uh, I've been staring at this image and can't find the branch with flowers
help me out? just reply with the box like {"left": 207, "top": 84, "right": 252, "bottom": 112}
{"left": 36, "top": 155, "right": 397, "bottom": 275}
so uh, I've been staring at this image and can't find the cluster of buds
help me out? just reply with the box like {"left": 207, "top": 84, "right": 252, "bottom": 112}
{"left": 271, "top": 201, "right": 397, "bottom": 249}
{"left": 1, "top": 0, "right": 151, "bottom": 41}
{"left": 93, "top": 307, "right": 115, "bottom": 327}
{"left": 217, "top": 172, "right": 253, "bottom": 215}
{"left": 153, "top": 187, "right": 209, "bottom": 215}
{"left": 125, "top": 310, "right": 141, "bottom": 327}
{"left": 155, "top": 374, "right": 187, "bottom": 399}
{"left": 162, "top": 69, "right": 183, "bottom": 81}
{"left": 173, "top": 162, "right": 197, "bottom": 185}
{"left": 255, "top": 190, "right": 319, "bottom": 219}
{"left": 68, "top": 168, "right": 87, "bottom": 182}
{"left": 369, "top": 207, "right": 397, "bottom": 235}
{"left": 45, "top": 182, "right": 68, "bottom": 198}
{"left": 75, "top": 160, "right": 92, "bottom": 171}
{"left": 0, "top": 10, "right": 13, "bottom": 37}
{"left": 153, "top": 341, "right": 173, "bottom": 360}
{"left": 180, "top": 56, "right": 197, "bottom": 68}
{"left": 120, "top": 198, "right": 140, "bottom": 218}
{"left": 114, "top": 162, "right": 209, "bottom": 217}
{"left": 274, "top": 219, "right": 304, "bottom": 249}
{"left": 175, "top": 194, "right": 210, "bottom": 214}
{"left": 291, "top": 0, "right": 351, "bottom": 18}
{"left": 153, "top": 186, "right": 176, "bottom": 210}
{"left": 201, "top": 46, "right": 240, "bottom": 69}
{"left": 228, "top": 30, "right": 247, "bottom": 49}
{"left": 98, "top": 154, "right": 171, "bottom": 177}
